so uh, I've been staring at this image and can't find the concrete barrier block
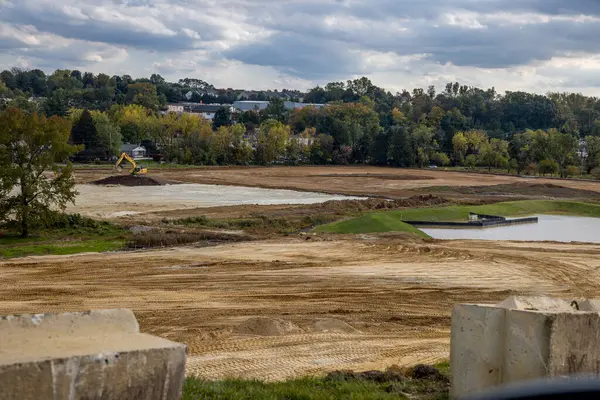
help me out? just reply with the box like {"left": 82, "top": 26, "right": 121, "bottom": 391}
{"left": 503, "top": 309, "right": 552, "bottom": 383}
{"left": 576, "top": 299, "right": 600, "bottom": 312}
{"left": 450, "top": 304, "right": 506, "bottom": 398}
{"left": 497, "top": 296, "right": 573, "bottom": 312}
{"left": 0, "top": 309, "right": 186, "bottom": 400}
{"left": 451, "top": 296, "right": 600, "bottom": 399}
{"left": 547, "top": 312, "right": 600, "bottom": 377}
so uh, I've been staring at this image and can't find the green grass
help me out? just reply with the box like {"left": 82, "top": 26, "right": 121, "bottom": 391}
{"left": 183, "top": 378, "right": 405, "bottom": 400}
{"left": 316, "top": 200, "right": 600, "bottom": 235}
{"left": 0, "top": 213, "right": 128, "bottom": 258}
{"left": 182, "top": 364, "right": 450, "bottom": 400}
{"left": 0, "top": 238, "right": 125, "bottom": 258}
{"left": 317, "top": 214, "right": 432, "bottom": 238}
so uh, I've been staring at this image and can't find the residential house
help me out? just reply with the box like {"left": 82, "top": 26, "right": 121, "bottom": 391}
{"left": 121, "top": 143, "right": 138, "bottom": 157}
{"left": 233, "top": 101, "right": 270, "bottom": 112}
{"left": 283, "top": 102, "right": 325, "bottom": 110}
{"left": 132, "top": 146, "right": 147, "bottom": 159}
{"left": 233, "top": 101, "right": 326, "bottom": 113}
{"left": 181, "top": 103, "right": 235, "bottom": 120}
{"left": 166, "top": 104, "right": 184, "bottom": 113}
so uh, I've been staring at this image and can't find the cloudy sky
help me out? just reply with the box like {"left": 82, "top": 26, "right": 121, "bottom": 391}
{"left": 2, "top": 0, "right": 600, "bottom": 94}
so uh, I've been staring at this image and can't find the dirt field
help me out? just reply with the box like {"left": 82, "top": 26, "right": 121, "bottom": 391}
{"left": 70, "top": 166, "right": 600, "bottom": 222}
{"left": 2, "top": 236, "right": 600, "bottom": 380}
{"left": 3, "top": 166, "right": 600, "bottom": 380}
{"left": 75, "top": 166, "right": 600, "bottom": 198}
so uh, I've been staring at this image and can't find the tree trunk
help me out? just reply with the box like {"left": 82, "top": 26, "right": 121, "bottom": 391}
{"left": 20, "top": 175, "right": 29, "bottom": 238}
{"left": 20, "top": 203, "right": 28, "bottom": 238}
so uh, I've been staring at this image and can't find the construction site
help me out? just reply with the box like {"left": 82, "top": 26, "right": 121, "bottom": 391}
{"left": 3, "top": 166, "right": 600, "bottom": 387}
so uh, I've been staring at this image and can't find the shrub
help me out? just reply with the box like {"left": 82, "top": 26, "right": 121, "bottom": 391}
{"left": 592, "top": 167, "right": 600, "bottom": 180}
{"left": 538, "top": 159, "right": 559, "bottom": 176}
{"left": 465, "top": 154, "right": 477, "bottom": 168}
{"left": 431, "top": 152, "right": 450, "bottom": 167}
{"left": 508, "top": 158, "right": 518, "bottom": 173}
{"left": 565, "top": 165, "right": 581, "bottom": 178}
{"left": 128, "top": 230, "right": 247, "bottom": 248}
{"left": 525, "top": 163, "right": 538, "bottom": 175}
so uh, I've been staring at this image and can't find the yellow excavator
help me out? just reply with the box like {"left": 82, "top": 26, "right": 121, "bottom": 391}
{"left": 114, "top": 152, "right": 148, "bottom": 175}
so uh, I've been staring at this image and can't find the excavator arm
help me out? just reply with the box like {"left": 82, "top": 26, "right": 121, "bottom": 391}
{"left": 114, "top": 152, "right": 146, "bottom": 175}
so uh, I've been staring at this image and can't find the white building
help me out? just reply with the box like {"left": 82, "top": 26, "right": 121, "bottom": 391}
{"left": 167, "top": 104, "right": 184, "bottom": 113}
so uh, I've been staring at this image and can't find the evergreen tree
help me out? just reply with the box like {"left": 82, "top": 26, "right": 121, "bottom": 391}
{"left": 44, "top": 89, "right": 69, "bottom": 117}
{"left": 212, "top": 107, "right": 232, "bottom": 130}
{"left": 71, "top": 109, "right": 102, "bottom": 160}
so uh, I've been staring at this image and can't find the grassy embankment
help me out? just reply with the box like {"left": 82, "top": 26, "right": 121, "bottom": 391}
{"left": 316, "top": 200, "right": 600, "bottom": 236}
{"left": 183, "top": 362, "right": 450, "bottom": 400}
{"left": 0, "top": 214, "right": 127, "bottom": 258}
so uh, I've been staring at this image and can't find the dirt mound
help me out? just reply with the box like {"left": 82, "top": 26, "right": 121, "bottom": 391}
{"left": 235, "top": 317, "right": 303, "bottom": 336}
{"left": 316, "top": 195, "right": 450, "bottom": 213}
{"left": 436, "top": 182, "right": 600, "bottom": 200}
{"left": 410, "top": 364, "right": 449, "bottom": 382}
{"left": 91, "top": 175, "right": 165, "bottom": 186}
{"left": 325, "top": 364, "right": 448, "bottom": 384}
{"left": 312, "top": 318, "right": 360, "bottom": 334}
{"left": 325, "top": 369, "right": 405, "bottom": 383}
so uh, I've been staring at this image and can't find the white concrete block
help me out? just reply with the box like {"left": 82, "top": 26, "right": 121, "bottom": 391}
{"left": 0, "top": 309, "right": 187, "bottom": 400}
{"left": 503, "top": 309, "right": 551, "bottom": 383}
{"left": 497, "top": 296, "right": 573, "bottom": 312}
{"left": 450, "top": 304, "right": 505, "bottom": 398}
{"left": 451, "top": 296, "right": 600, "bottom": 399}
{"left": 576, "top": 299, "right": 600, "bottom": 312}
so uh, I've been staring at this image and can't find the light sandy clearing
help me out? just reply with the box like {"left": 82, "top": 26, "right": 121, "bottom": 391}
{"left": 67, "top": 183, "right": 363, "bottom": 218}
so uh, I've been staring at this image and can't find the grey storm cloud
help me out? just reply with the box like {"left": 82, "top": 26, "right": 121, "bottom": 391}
{"left": 223, "top": 0, "right": 600, "bottom": 77}
{"left": 2, "top": 0, "right": 600, "bottom": 81}
{"left": 222, "top": 33, "right": 359, "bottom": 80}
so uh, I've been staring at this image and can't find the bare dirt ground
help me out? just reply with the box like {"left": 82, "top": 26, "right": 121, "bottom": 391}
{"left": 70, "top": 166, "right": 600, "bottom": 222}
{"left": 4, "top": 166, "right": 600, "bottom": 380}
{"left": 75, "top": 166, "right": 600, "bottom": 198}
{"left": 2, "top": 236, "right": 600, "bottom": 380}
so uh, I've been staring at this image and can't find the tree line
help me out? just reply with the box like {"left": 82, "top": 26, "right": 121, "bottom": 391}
{"left": 36, "top": 102, "right": 591, "bottom": 178}
{"left": 2, "top": 68, "right": 600, "bottom": 139}
{"left": 2, "top": 68, "right": 600, "bottom": 177}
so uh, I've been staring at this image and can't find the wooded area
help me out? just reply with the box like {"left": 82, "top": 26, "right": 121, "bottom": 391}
{"left": 1, "top": 68, "right": 599, "bottom": 177}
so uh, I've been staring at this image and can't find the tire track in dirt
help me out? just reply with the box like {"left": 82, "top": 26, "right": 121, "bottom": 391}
{"left": 2, "top": 237, "right": 600, "bottom": 380}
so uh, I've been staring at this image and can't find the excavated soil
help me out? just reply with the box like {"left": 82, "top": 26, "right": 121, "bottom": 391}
{"left": 4, "top": 166, "right": 600, "bottom": 381}
{"left": 303, "top": 173, "right": 435, "bottom": 181}
{"left": 2, "top": 237, "right": 600, "bottom": 381}
{"left": 75, "top": 166, "right": 600, "bottom": 200}
{"left": 429, "top": 182, "right": 600, "bottom": 200}
{"left": 91, "top": 175, "right": 166, "bottom": 186}
{"left": 236, "top": 317, "right": 304, "bottom": 336}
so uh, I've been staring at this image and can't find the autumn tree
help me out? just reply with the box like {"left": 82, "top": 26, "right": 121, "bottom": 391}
{"left": 0, "top": 108, "right": 80, "bottom": 237}
{"left": 452, "top": 132, "right": 468, "bottom": 165}
{"left": 212, "top": 125, "right": 235, "bottom": 164}
{"left": 584, "top": 136, "right": 600, "bottom": 173}
{"left": 538, "top": 159, "right": 559, "bottom": 176}
{"left": 479, "top": 138, "right": 509, "bottom": 171}
{"left": 126, "top": 82, "right": 161, "bottom": 110}
{"left": 255, "top": 120, "right": 290, "bottom": 164}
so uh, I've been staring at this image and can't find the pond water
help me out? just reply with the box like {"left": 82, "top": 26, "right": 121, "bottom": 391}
{"left": 420, "top": 215, "right": 600, "bottom": 243}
